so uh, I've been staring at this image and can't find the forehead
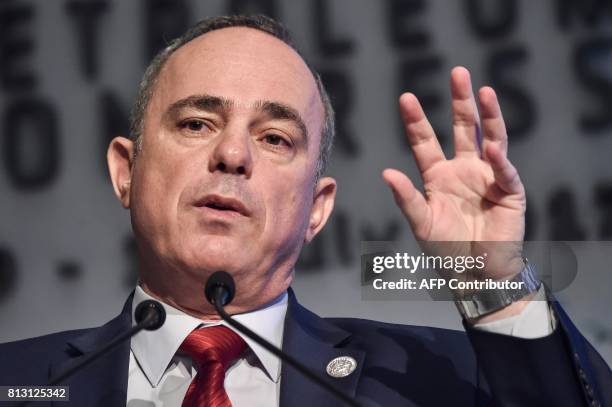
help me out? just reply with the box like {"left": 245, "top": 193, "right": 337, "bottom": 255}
{"left": 151, "top": 27, "right": 323, "bottom": 135}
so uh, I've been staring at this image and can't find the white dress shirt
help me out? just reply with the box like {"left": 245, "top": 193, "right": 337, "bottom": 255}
{"left": 472, "top": 285, "right": 555, "bottom": 337}
{"left": 127, "top": 286, "right": 287, "bottom": 407}
{"left": 126, "top": 285, "right": 553, "bottom": 406}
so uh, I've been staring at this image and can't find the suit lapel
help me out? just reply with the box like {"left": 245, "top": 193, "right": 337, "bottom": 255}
{"left": 280, "top": 289, "right": 366, "bottom": 407}
{"left": 47, "top": 289, "right": 366, "bottom": 406}
{"left": 50, "top": 294, "right": 134, "bottom": 407}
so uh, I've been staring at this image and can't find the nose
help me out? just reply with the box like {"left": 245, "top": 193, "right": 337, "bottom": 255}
{"left": 209, "top": 128, "right": 253, "bottom": 177}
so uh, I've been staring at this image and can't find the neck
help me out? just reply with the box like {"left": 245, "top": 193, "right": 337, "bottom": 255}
{"left": 137, "top": 266, "right": 294, "bottom": 321}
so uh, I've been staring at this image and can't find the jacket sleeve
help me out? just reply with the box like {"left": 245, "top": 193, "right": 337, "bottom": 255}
{"left": 464, "top": 300, "right": 612, "bottom": 406}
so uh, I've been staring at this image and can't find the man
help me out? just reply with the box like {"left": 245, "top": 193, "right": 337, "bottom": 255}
{"left": 1, "top": 15, "right": 610, "bottom": 407}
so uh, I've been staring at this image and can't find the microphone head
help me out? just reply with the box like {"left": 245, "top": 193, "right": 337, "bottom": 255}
{"left": 205, "top": 271, "right": 235, "bottom": 306}
{"left": 135, "top": 300, "right": 166, "bottom": 331}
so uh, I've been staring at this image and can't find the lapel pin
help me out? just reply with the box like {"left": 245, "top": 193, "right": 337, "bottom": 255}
{"left": 326, "top": 356, "right": 357, "bottom": 378}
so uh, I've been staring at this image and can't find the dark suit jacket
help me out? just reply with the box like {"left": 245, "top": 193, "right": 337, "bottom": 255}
{"left": 0, "top": 289, "right": 610, "bottom": 406}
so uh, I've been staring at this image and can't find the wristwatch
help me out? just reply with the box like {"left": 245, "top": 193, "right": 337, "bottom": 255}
{"left": 454, "top": 258, "right": 541, "bottom": 320}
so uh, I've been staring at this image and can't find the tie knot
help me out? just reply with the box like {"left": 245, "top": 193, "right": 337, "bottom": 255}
{"left": 179, "top": 325, "right": 247, "bottom": 370}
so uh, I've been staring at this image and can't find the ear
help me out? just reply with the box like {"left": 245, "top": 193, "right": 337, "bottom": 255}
{"left": 107, "top": 137, "right": 135, "bottom": 209}
{"left": 305, "top": 177, "right": 337, "bottom": 243}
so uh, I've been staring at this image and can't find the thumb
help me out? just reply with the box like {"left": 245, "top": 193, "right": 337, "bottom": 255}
{"left": 382, "top": 168, "right": 431, "bottom": 238}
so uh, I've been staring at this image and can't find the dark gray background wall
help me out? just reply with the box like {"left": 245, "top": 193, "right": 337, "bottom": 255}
{"left": 0, "top": 0, "right": 611, "bottom": 363}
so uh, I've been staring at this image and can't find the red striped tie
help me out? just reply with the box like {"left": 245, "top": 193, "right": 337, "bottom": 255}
{"left": 179, "top": 325, "right": 247, "bottom": 407}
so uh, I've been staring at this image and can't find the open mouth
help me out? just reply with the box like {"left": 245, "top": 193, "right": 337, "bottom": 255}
{"left": 195, "top": 195, "right": 250, "bottom": 217}
{"left": 205, "top": 202, "right": 231, "bottom": 211}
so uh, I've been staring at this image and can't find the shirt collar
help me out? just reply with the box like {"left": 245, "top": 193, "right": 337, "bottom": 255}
{"left": 130, "top": 285, "right": 288, "bottom": 387}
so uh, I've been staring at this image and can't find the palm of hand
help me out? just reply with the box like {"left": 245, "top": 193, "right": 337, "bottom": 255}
{"left": 420, "top": 157, "right": 525, "bottom": 243}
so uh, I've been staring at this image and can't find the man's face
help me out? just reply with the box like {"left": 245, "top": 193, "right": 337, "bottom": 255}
{"left": 124, "top": 27, "right": 329, "bottom": 295}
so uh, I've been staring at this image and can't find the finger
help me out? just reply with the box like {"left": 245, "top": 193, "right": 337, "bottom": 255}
{"left": 399, "top": 92, "right": 446, "bottom": 174}
{"left": 382, "top": 169, "right": 431, "bottom": 238}
{"left": 485, "top": 143, "right": 523, "bottom": 195}
{"left": 450, "top": 66, "right": 481, "bottom": 157}
{"left": 478, "top": 86, "right": 508, "bottom": 156}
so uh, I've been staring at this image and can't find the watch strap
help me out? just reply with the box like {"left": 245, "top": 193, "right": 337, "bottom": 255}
{"left": 455, "top": 259, "right": 541, "bottom": 319}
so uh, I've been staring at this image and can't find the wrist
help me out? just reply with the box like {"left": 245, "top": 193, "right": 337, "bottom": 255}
{"left": 454, "top": 257, "right": 541, "bottom": 321}
{"left": 466, "top": 290, "right": 537, "bottom": 325}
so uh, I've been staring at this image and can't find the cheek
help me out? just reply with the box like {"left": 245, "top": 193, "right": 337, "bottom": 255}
{"left": 130, "top": 149, "right": 191, "bottom": 237}
{"left": 263, "top": 180, "right": 314, "bottom": 244}
{"left": 140, "top": 134, "right": 202, "bottom": 195}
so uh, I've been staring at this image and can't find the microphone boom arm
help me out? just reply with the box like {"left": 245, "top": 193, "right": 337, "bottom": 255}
{"left": 210, "top": 286, "right": 363, "bottom": 407}
{"left": 17, "top": 300, "right": 165, "bottom": 407}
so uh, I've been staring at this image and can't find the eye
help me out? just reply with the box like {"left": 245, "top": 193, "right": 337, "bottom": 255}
{"left": 186, "top": 121, "right": 204, "bottom": 131}
{"left": 178, "top": 119, "right": 210, "bottom": 134}
{"left": 262, "top": 134, "right": 291, "bottom": 148}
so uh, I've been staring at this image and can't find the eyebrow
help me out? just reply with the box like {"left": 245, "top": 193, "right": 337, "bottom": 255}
{"left": 254, "top": 100, "right": 309, "bottom": 141}
{"left": 164, "top": 95, "right": 234, "bottom": 119}
{"left": 164, "top": 94, "right": 309, "bottom": 141}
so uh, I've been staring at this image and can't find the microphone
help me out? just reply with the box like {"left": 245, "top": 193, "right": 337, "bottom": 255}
{"left": 48, "top": 300, "right": 166, "bottom": 386}
{"left": 205, "top": 271, "right": 366, "bottom": 407}
{"left": 135, "top": 299, "right": 166, "bottom": 330}
{"left": 16, "top": 300, "right": 166, "bottom": 407}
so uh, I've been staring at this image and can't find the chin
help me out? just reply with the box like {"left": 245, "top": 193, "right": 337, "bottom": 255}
{"left": 179, "top": 236, "right": 251, "bottom": 273}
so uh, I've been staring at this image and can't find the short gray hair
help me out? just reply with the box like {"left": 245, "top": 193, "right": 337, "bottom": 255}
{"left": 129, "top": 15, "right": 335, "bottom": 179}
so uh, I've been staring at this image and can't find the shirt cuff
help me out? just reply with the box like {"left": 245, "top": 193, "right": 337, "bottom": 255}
{"left": 472, "top": 286, "right": 556, "bottom": 338}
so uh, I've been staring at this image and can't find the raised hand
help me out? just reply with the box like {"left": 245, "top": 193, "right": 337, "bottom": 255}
{"left": 383, "top": 67, "right": 526, "bottom": 281}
